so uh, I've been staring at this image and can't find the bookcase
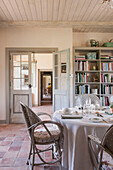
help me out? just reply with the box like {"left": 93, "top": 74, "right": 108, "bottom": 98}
{"left": 74, "top": 47, "right": 113, "bottom": 107}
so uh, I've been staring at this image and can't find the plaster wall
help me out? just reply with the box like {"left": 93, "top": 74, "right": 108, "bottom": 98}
{"left": 0, "top": 27, "right": 72, "bottom": 120}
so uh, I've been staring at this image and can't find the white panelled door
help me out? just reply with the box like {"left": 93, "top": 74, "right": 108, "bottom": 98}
{"left": 53, "top": 49, "right": 70, "bottom": 112}
{"left": 10, "top": 53, "right": 32, "bottom": 123}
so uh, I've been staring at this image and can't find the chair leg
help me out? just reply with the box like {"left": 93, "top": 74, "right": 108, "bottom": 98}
{"left": 27, "top": 143, "right": 32, "bottom": 165}
{"left": 31, "top": 146, "right": 35, "bottom": 170}
{"left": 52, "top": 145, "right": 55, "bottom": 159}
{"left": 97, "top": 150, "right": 103, "bottom": 170}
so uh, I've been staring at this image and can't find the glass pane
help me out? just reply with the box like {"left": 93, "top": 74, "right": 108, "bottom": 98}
{"left": 13, "top": 67, "right": 20, "bottom": 78}
{"left": 22, "top": 69, "right": 29, "bottom": 78}
{"left": 13, "top": 79, "right": 20, "bottom": 90}
{"left": 21, "top": 64, "right": 29, "bottom": 71}
{"left": 61, "top": 78, "right": 67, "bottom": 90}
{"left": 22, "top": 79, "right": 29, "bottom": 90}
{"left": 13, "top": 55, "right": 20, "bottom": 66}
{"left": 55, "top": 54, "right": 59, "bottom": 65}
{"left": 55, "top": 78, "right": 59, "bottom": 90}
{"left": 61, "top": 52, "right": 67, "bottom": 63}
{"left": 21, "top": 55, "right": 29, "bottom": 62}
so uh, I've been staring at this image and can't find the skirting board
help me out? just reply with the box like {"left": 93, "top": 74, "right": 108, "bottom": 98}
{"left": 0, "top": 120, "right": 6, "bottom": 124}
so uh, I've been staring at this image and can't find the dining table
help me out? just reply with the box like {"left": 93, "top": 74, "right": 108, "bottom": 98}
{"left": 53, "top": 108, "right": 113, "bottom": 170}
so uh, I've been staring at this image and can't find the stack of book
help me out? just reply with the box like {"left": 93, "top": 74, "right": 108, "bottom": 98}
{"left": 109, "top": 56, "right": 113, "bottom": 59}
{"left": 101, "top": 55, "right": 109, "bottom": 59}
{"left": 75, "top": 55, "right": 85, "bottom": 60}
{"left": 101, "top": 55, "right": 113, "bottom": 60}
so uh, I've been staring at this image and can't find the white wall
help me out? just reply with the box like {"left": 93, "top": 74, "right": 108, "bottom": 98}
{"left": 36, "top": 53, "right": 53, "bottom": 70}
{"left": 0, "top": 27, "right": 72, "bottom": 120}
{"left": 73, "top": 32, "right": 113, "bottom": 47}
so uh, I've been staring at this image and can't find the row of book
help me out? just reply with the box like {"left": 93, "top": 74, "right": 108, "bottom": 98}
{"left": 101, "top": 74, "right": 113, "bottom": 83}
{"left": 75, "top": 61, "right": 89, "bottom": 71}
{"left": 100, "top": 96, "right": 109, "bottom": 106}
{"left": 101, "top": 62, "right": 113, "bottom": 71}
{"left": 75, "top": 73, "right": 87, "bottom": 82}
{"left": 101, "top": 55, "right": 113, "bottom": 60}
{"left": 75, "top": 84, "right": 90, "bottom": 94}
{"left": 101, "top": 84, "right": 113, "bottom": 94}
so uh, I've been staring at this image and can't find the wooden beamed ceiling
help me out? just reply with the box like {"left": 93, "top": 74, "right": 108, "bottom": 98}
{"left": 0, "top": 0, "right": 113, "bottom": 32}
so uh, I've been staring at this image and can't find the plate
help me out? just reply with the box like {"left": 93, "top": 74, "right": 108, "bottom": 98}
{"left": 89, "top": 117, "right": 103, "bottom": 123}
{"left": 61, "top": 115, "right": 83, "bottom": 119}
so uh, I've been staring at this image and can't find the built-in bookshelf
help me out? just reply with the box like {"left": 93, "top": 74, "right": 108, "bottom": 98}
{"left": 74, "top": 47, "right": 113, "bottom": 107}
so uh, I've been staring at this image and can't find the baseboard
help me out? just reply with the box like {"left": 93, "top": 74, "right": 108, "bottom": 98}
{"left": 0, "top": 120, "right": 7, "bottom": 124}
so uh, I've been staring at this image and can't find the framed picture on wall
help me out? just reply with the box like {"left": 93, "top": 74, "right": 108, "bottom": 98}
{"left": 61, "top": 63, "right": 66, "bottom": 73}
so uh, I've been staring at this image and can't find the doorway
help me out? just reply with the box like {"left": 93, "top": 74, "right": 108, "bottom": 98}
{"left": 41, "top": 72, "right": 52, "bottom": 105}
{"left": 6, "top": 48, "right": 57, "bottom": 123}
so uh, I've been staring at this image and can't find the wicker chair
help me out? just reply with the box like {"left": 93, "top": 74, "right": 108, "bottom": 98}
{"left": 20, "top": 102, "right": 64, "bottom": 170}
{"left": 88, "top": 125, "right": 113, "bottom": 170}
{"left": 75, "top": 94, "right": 101, "bottom": 107}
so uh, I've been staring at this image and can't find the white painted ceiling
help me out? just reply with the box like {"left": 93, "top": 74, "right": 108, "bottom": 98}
{"left": 0, "top": 0, "right": 113, "bottom": 32}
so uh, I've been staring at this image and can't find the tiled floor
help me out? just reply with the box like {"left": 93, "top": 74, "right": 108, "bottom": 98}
{"left": 0, "top": 105, "right": 62, "bottom": 170}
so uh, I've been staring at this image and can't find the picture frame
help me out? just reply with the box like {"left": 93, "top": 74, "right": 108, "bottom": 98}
{"left": 61, "top": 63, "right": 66, "bottom": 73}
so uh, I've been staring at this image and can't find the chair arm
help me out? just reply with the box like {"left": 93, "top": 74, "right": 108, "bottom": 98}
{"left": 28, "top": 120, "right": 63, "bottom": 143}
{"left": 36, "top": 112, "right": 52, "bottom": 120}
{"left": 88, "top": 135, "right": 101, "bottom": 145}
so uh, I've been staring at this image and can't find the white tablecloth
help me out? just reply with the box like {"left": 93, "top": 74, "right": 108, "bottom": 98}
{"left": 53, "top": 111, "right": 111, "bottom": 170}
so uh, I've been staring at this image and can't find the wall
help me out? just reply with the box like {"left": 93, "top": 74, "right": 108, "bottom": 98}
{"left": 73, "top": 32, "right": 113, "bottom": 47}
{"left": 36, "top": 53, "right": 52, "bottom": 70}
{"left": 0, "top": 27, "right": 72, "bottom": 121}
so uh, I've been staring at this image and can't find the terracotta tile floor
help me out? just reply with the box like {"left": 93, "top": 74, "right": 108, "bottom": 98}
{"left": 0, "top": 105, "right": 64, "bottom": 170}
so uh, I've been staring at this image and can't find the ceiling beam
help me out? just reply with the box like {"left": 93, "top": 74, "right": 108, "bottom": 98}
{"left": 0, "top": 21, "right": 113, "bottom": 27}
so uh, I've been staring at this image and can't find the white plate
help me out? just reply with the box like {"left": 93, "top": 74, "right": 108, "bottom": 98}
{"left": 89, "top": 117, "right": 103, "bottom": 123}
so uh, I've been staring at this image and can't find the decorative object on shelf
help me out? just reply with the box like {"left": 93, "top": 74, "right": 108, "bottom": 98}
{"left": 103, "top": 39, "right": 113, "bottom": 47}
{"left": 86, "top": 52, "right": 97, "bottom": 59}
{"left": 90, "top": 39, "right": 99, "bottom": 47}
{"left": 93, "top": 66, "right": 96, "bottom": 70}
{"left": 103, "top": 0, "right": 113, "bottom": 8}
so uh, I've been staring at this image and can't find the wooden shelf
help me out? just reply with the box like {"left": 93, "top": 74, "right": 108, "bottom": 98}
{"left": 74, "top": 47, "right": 113, "bottom": 107}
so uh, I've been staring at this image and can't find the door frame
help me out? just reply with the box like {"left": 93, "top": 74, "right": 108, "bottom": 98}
{"left": 41, "top": 71, "right": 52, "bottom": 102}
{"left": 6, "top": 47, "right": 58, "bottom": 123}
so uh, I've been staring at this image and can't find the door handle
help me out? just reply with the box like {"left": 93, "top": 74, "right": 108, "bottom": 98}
{"left": 28, "top": 84, "right": 32, "bottom": 88}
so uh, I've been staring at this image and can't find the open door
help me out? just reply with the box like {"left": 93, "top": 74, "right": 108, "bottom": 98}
{"left": 53, "top": 49, "right": 70, "bottom": 112}
{"left": 10, "top": 53, "right": 32, "bottom": 123}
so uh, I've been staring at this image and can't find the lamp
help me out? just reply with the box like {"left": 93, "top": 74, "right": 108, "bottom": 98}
{"left": 103, "top": 0, "right": 113, "bottom": 8}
